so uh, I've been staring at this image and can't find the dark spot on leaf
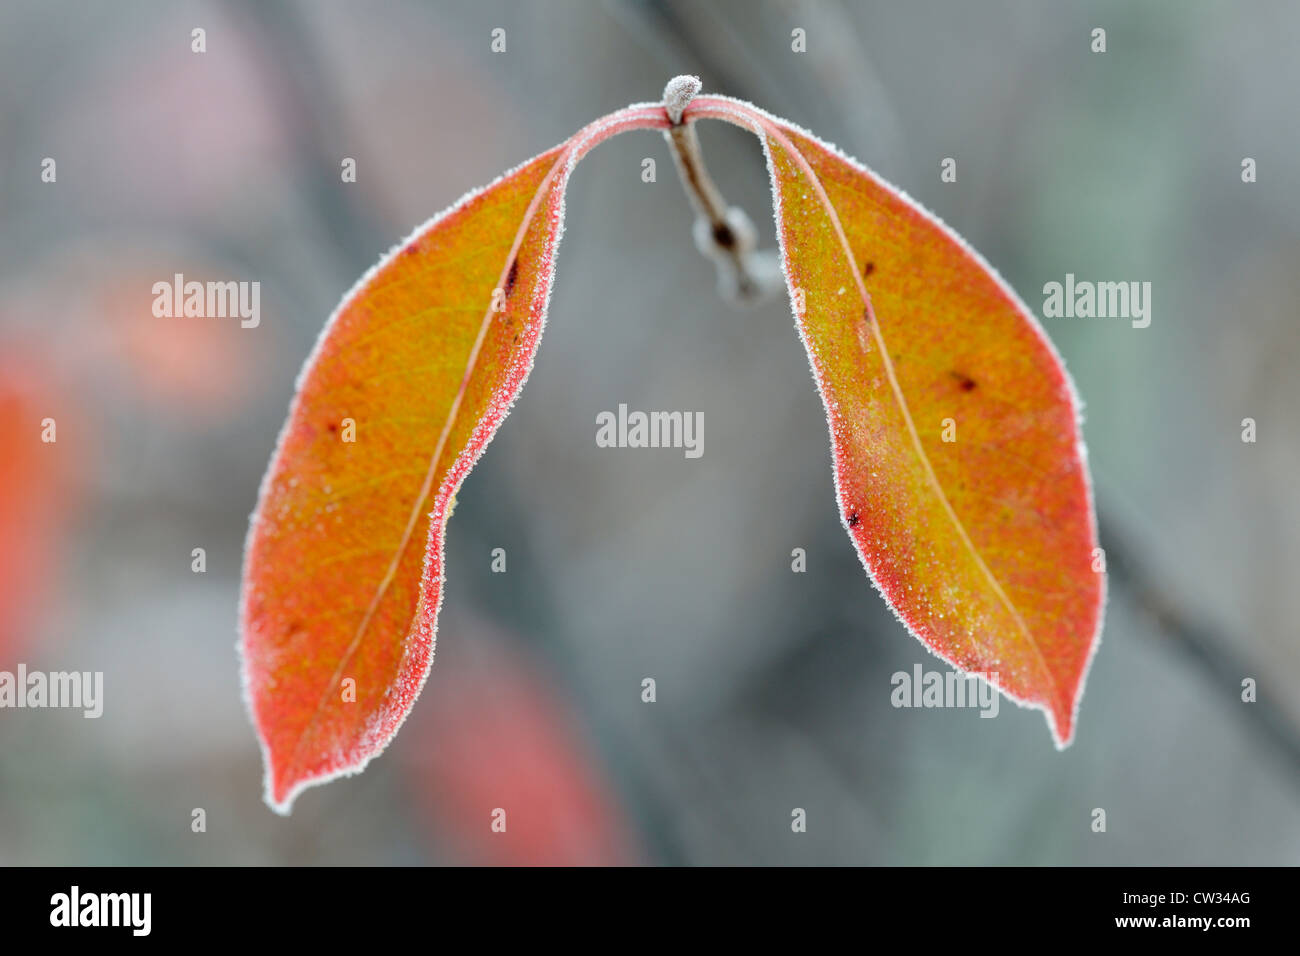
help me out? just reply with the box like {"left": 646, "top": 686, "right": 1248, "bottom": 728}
{"left": 863, "top": 261, "right": 875, "bottom": 277}
{"left": 513, "top": 333, "right": 519, "bottom": 343}
{"left": 848, "top": 511, "right": 860, "bottom": 528}
{"left": 327, "top": 423, "right": 338, "bottom": 433}
{"left": 951, "top": 371, "right": 977, "bottom": 392}
{"left": 504, "top": 259, "right": 519, "bottom": 297}
{"left": 712, "top": 223, "right": 736, "bottom": 249}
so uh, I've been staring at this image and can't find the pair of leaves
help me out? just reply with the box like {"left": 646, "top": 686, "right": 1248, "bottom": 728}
{"left": 240, "top": 88, "right": 1102, "bottom": 813}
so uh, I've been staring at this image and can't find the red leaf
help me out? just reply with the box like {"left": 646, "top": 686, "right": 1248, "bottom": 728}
{"left": 239, "top": 104, "right": 670, "bottom": 813}
{"left": 686, "top": 95, "right": 1103, "bottom": 745}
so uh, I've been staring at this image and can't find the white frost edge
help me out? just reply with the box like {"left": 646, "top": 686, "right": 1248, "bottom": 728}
{"left": 690, "top": 94, "right": 1107, "bottom": 750}
{"left": 238, "top": 104, "right": 668, "bottom": 815}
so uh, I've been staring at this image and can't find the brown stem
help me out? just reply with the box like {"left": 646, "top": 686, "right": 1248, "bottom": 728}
{"left": 662, "top": 75, "right": 772, "bottom": 302}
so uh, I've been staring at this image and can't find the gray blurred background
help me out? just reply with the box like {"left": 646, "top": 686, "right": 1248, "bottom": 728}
{"left": 1, "top": 0, "right": 1297, "bottom": 865}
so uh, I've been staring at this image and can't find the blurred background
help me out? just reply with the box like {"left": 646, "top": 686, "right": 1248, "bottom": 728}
{"left": 1, "top": 0, "right": 1297, "bottom": 865}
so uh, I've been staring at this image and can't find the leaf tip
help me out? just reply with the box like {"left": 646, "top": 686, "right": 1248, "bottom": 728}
{"left": 262, "top": 753, "right": 333, "bottom": 816}
{"left": 1048, "top": 708, "right": 1077, "bottom": 750}
{"left": 265, "top": 791, "right": 296, "bottom": 817}
{"left": 256, "top": 734, "right": 302, "bottom": 816}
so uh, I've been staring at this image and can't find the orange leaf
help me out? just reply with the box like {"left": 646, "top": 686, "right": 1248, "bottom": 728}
{"left": 688, "top": 95, "right": 1103, "bottom": 745}
{"left": 240, "top": 105, "right": 670, "bottom": 813}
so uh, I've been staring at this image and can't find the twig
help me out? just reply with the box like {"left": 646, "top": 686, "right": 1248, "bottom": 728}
{"left": 1099, "top": 508, "right": 1300, "bottom": 784}
{"left": 661, "top": 75, "right": 778, "bottom": 303}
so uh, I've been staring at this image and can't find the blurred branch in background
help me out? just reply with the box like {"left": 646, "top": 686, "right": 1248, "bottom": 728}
{"left": 231, "top": 0, "right": 387, "bottom": 272}
{"left": 1100, "top": 498, "right": 1300, "bottom": 787}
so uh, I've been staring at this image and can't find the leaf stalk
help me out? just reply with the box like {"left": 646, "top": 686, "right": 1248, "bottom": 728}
{"left": 662, "top": 75, "right": 777, "bottom": 303}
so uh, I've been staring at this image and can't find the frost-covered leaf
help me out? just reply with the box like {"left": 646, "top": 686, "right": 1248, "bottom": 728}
{"left": 687, "top": 95, "right": 1103, "bottom": 745}
{"left": 239, "top": 105, "right": 668, "bottom": 813}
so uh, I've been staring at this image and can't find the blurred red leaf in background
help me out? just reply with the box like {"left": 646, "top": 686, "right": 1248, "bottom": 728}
{"left": 402, "top": 617, "right": 639, "bottom": 866}
{"left": 0, "top": 351, "right": 80, "bottom": 663}
{"left": 95, "top": 261, "right": 263, "bottom": 417}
